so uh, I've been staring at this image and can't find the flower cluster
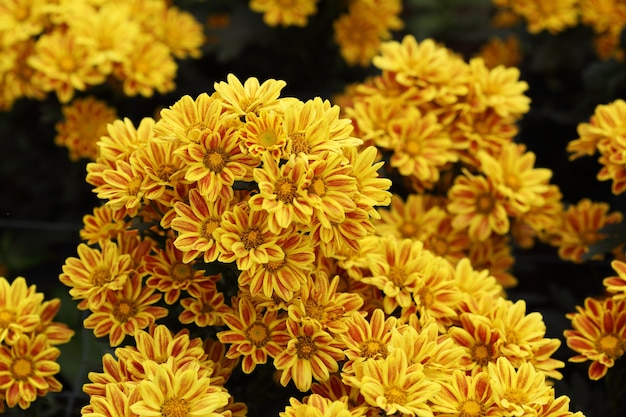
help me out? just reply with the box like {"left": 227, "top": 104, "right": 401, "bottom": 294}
{"left": 55, "top": 71, "right": 588, "bottom": 416}
{"left": 0, "top": 0, "right": 205, "bottom": 108}
{"left": 0, "top": 276, "right": 74, "bottom": 410}
{"left": 564, "top": 259, "right": 626, "bottom": 380}
{"left": 247, "top": 0, "right": 403, "bottom": 67}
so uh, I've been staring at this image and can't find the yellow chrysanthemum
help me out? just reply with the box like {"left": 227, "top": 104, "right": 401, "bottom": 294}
{"left": 240, "top": 109, "right": 289, "bottom": 159}
{"left": 54, "top": 96, "right": 117, "bottom": 161}
{"left": 28, "top": 29, "right": 105, "bottom": 103}
{"left": 130, "top": 359, "right": 230, "bottom": 417}
{"left": 0, "top": 0, "right": 48, "bottom": 47}
{"left": 59, "top": 240, "right": 133, "bottom": 310}
{"left": 281, "top": 393, "right": 363, "bottom": 417}
{"left": 564, "top": 297, "right": 626, "bottom": 380}
{"left": 476, "top": 36, "right": 522, "bottom": 69}
{"left": 478, "top": 142, "right": 552, "bottom": 216}
{"left": 449, "top": 313, "right": 504, "bottom": 374}
{"left": 160, "top": 6, "right": 205, "bottom": 59}
{"left": 345, "top": 348, "right": 439, "bottom": 416}
{"left": 0, "top": 39, "right": 47, "bottom": 109}
{"left": 0, "top": 334, "right": 62, "bottom": 410}
{"left": 213, "top": 73, "right": 287, "bottom": 117}
{"left": 430, "top": 370, "right": 497, "bottom": 417}
{"left": 217, "top": 296, "right": 289, "bottom": 374}
{"left": 604, "top": 259, "right": 626, "bottom": 299}
{"left": 249, "top": 0, "right": 319, "bottom": 27}
{"left": 0, "top": 277, "right": 43, "bottom": 346}
{"left": 112, "top": 35, "right": 176, "bottom": 97}
{"left": 506, "top": 0, "right": 579, "bottom": 34}
{"left": 447, "top": 170, "right": 510, "bottom": 242}
{"left": 83, "top": 275, "right": 168, "bottom": 347}
{"left": 488, "top": 357, "right": 552, "bottom": 415}
{"left": 549, "top": 198, "right": 623, "bottom": 263}
{"left": 178, "top": 286, "right": 232, "bottom": 328}
{"left": 274, "top": 321, "right": 344, "bottom": 392}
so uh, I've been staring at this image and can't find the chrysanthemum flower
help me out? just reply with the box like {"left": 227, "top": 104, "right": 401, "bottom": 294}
{"left": 115, "top": 324, "right": 209, "bottom": 381}
{"left": 241, "top": 110, "right": 289, "bottom": 158}
{"left": 288, "top": 273, "right": 364, "bottom": 335}
{"left": 130, "top": 359, "right": 230, "bottom": 417}
{"left": 281, "top": 393, "right": 363, "bottom": 417}
{"left": 202, "top": 337, "right": 239, "bottom": 386}
{"left": 345, "top": 348, "right": 439, "bottom": 416}
{"left": 178, "top": 286, "right": 232, "bottom": 327}
{"left": 373, "top": 35, "right": 470, "bottom": 105}
{"left": 130, "top": 138, "right": 188, "bottom": 203}
{"left": 449, "top": 313, "right": 503, "bottom": 374}
{"left": 311, "top": 375, "right": 370, "bottom": 417}
{"left": 568, "top": 99, "right": 626, "bottom": 160}
{"left": 604, "top": 259, "right": 626, "bottom": 299}
{"left": 453, "top": 257, "right": 504, "bottom": 305}
{"left": 387, "top": 107, "right": 457, "bottom": 187}
{"left": 488, "top": 357, "right": 552, "bottom": 415}
{"left": 0, "top": 39, "right": 47, "bottom": 109}
{"left": 28, "top": 29, "right": 105, "bottom": 103}
{"left": 0, "top": 0, "right": 48, "bottom": 47}
{"left": 249, "top": 0, "right": 319, "bottom": 27}
{"left": 564, "top": 296, "right": 626, "bottom": 380}
{"left": 430, "top": 370, "right": 497, "bottom": 417}
{"left": 154, "top": 93, "right": 230, "bottom": 144}
{"left": 112, "top": 35, "right": 176, "bottom": 97}
{"left": 467, "top": 57, "right": 530, "bottom": 119}
{"left": 143, "top": 240, "right": 217, "bottom": 305}
{"left": 344, "top": 145, "right": 392, "bottom": 217}
{"left": 213, "top": 73, "right": 287, "bottom": 116}
{"left": 0, "top": 277, "right": 43, "bottom": 345}
{"left": 411, "top": 257, "right": 461, "bottom": 328}
{"left": 250, "top": 154, "right": 313, "bottom": 233}
{"left": 376, "top": 194, "right": 446, "bottom": 241}
{"left": 217, "top": 296, "right": 289, "bottom": 374}
{"left": 94, "top": 159, "right": 145, "bottom": 217}
{"left": 170, "top": 188, "right": 230, "bottom": 264}
{"left": 467, "top": 234, "right": 517, "bottom": 288}
{"left": 476, "top": 36, "right": 522, "bottom": 69}
{"left": 274, "top": 321, "right": 344, "bottom": 392}
{"left": 54, "top": 97, "right": 117, "bottom": 161}
{"left": 447, "top": 169, "right": 510, "bottom": 242}
{"left": 238, "top": 226, "right": 315, "bottom": 301}
{"left": 59, "top": 240, "right": 133, "bottom": 310}
{"left": 83, "top": 274, "right": 167, "bottom": 347}
{"left": 160, "top": 6, "right": 205, "bottom": 59}
{"left": 361, "top": 236, "right": 432, "bottom": 313}
{"left": 176, "top": 127, "right": 258, "bottom": 202}
{"left": 216, "top": 204, "right": 284, "bottom": 271}
{"left": 478, "top": 143, "right": 552, "bottom": 216}
{"left": 550, "top": 198, "right": 623, "bottom": 263}
{"left": 0, "top": 334, "right": 62, "bottom": 409}
{"left": 65, "top": 3, "right": 140, "bottom": 75}
{"left": 82, "top": 382, "right": 139, "bottom": 417}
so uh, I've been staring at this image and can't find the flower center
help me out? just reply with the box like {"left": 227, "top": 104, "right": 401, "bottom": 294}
{"left": 503, "top": 389, "right": 526, "bottom": 406}
{"left": 384, "top": 385, "right": 407, "bottom": 405}
{"left": 127, "top": 176, "right": 142, "bottom": 196}
{"left": 388, "top": 265, "right": 407, "bottom": 286}
{"left": 156, "top": 164, "right": 177, "bottom": 182}
{"left": 161, "top": 398, "right": 190, "bottom": 417}
{"left": 59, "top": 55, "right": 76, "bottom": 72}
{"left": 475, "top": 193, "right": 495, "bottom": 214}
{"left": 309, "top": 177, "right": 326, "bottom": 196}
{"left": 92, "top": 268, "right": 112, "bottom": 286}
{"left": 246, "top": 322, "right": 270, "bottom": 348}
{"left": 201, "top": 218, "right": 220, "bottom": 239}
{"left": 430, "top": 237, "right": 448, "bottom": 256}
{"left": 360, "top": 339, "right": 388, "bottom": 359}
{"left": 305, "top": 300, "right": 324, "bottom": 321}
{"left": 404, "top": 139, "right": 421, "bottom": 156}
{"left": 460, "top": 399, "right": 484, "bottom": 417}
{"left": 399, "top": 222, "right": 419, "bottom": 238}
{"left": 296, "top": 336, "right": 317, "bottom": 359}
{"left": 596, "top": 333, "right": 625, "bottom": 359}
{"left": 265, "top": 259, "right": 284, "bottom": 272}
{"left": 0, "top": 310, "right": 16, "bottom": 327}
{"left": 204, "top": 149, "right": 228, "bottom": 172}
{"left": 417, "top": 287, "right": 434, "bottom": 308}
{"left": 259, "top": 130, "right": 278, "bottom": 147}
{"left": 241, "top": 227, "right": 263, "bottom": 250}
{"left": 276, "top": 179, "right": 297, "bottom": 203}
{"left": 113, "top": 300, "right": 136, "bottom": 322}
{"left": 289, "top": 133, "right": 310, "bottom": 154}
{"left": 11, "top": 358, "right": 33, "bottom": 380}
{"left": 171, "top": 262, "right": 193, "bottom": 283}
{"left": 471, "top": 343, "right": 493, "bottom": 366}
